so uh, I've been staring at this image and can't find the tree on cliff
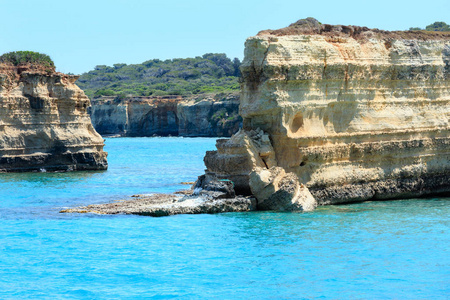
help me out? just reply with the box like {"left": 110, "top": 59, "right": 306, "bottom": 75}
{"left": 425, "top": 21, "right": 450, "bottom": 31}
{"left": 409, "top": 21, "right": 450, "bottom": 31}
{"left": 76, "top": 53, "right": 241, "bottom": 99}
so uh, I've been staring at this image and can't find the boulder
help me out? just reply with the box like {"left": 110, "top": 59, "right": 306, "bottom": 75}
{"left": 250, "top": 167, "right": 317, "bottom": 211}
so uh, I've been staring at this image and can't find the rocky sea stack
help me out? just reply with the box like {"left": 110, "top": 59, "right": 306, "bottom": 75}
{"left": 201, "top": 18, "right": 450, "bottom": 210}
{"left": 0, "top": 51, "right": 107, "bottom": 172}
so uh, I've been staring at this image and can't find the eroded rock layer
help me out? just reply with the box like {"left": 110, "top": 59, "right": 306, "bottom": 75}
{"left": 0, "top": 66, "right": 107, "bottom": 172}
{"left": 204, "top": 20, "right": 450, "bottom": 206}
{"left": 89, "top": 93, "right": 241, "bottom": 137}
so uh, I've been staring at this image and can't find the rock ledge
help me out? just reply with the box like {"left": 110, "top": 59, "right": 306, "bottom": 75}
{"left": 61, "top": 193, "right": 256, "bottom": 217}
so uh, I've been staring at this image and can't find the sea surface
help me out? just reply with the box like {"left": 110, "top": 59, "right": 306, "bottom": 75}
{"left": 0, "top": 137, "right": 448, "bottom": 299}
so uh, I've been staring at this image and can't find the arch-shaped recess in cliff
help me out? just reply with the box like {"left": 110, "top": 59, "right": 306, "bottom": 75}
{"left": 290, "top": 112, "right": 304, "bottom": 133}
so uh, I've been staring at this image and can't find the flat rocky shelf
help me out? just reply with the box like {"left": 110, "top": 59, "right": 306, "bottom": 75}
{"left": 61, "top": 193, "right": 256, "bottom": 217}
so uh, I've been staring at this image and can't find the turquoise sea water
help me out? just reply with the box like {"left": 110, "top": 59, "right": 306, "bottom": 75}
{"left": 0, "top": 137, "right": 448, "bottom": 299}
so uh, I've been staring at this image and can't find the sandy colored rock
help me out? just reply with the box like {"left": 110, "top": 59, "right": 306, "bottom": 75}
{"left": 204, "top": 129, "right": 277, "bottom": 194}
{"left": 249, "top": 167, "right": 317, "bottom": 211}
{"left": 204, "top": 20, "right": 450, "bottom": 205}
{"left": 249, "top": 167, "right": 286, "bottom": 202}
{"left": 0, "top": 65, "right": 107, "bottom": 172}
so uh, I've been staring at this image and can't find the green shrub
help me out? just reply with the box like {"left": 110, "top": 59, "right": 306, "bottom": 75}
{"left": 425, "top": 21, "right": 450, "bottom": 31}
{"left": 0, "top": 51, "right": 55, "bottom": 69}
{"left": 409, "top": 22, "right": 450, "bottom": 32}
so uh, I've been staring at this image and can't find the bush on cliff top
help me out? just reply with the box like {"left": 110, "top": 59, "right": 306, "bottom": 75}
{"left": 409, "top": 21, "right": 450, "bottom": 31}
{"left": 0, "top": 51, "right": 55, "bottom": 69}
{"left": 76, "top": 53, "right": 241, "bottom": 99}
{"left": 425, "top": 22, "right": 450, "bottom": 31}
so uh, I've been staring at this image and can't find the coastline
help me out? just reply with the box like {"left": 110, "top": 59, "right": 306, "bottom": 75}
{"left": 60, "top": 185, "right": 449, "bottom": 217}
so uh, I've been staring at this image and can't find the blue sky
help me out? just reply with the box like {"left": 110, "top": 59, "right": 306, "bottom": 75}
{"left": 1, "top": 0, "right": 448, "bottom": 74}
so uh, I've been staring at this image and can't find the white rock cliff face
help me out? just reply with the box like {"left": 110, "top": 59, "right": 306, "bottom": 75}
{"left": 204, "top": 22, "right": 450, "bottom": 208}
{"left": 0, "top": 68, "right": 107, "bottom": 171}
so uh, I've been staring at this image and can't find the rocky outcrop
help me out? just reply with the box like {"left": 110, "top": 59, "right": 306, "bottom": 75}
{"left": 203, "top": 19, "right": 450, "bottom": 209}
{"left": 249, "top": 166, "right": 317, "bottom": 211}
{"left": 88, "top": 93, "right": 242, "bottom": 137}
{"left": 0, "top": 65, "right": 107, "bottom": 172}
{"left": 61, "top": 185, "right": 256, "bottom": 217}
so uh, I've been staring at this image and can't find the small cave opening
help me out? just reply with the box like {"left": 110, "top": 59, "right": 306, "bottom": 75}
{"left": 290, "top": 112, "right": 304, "bottom": 133}
{"left": 25, "top": 94, "right": 45, "bottom": 110}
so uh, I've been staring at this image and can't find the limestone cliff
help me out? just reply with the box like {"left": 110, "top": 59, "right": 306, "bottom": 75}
{"left": 0, "top": 65, "right": 107, "bottom": 172}
{"left": 89, "top": 93, "right": 242, "bottom": 137}
{"left": 203, "top": 19, "right": 450, "bottom": 208}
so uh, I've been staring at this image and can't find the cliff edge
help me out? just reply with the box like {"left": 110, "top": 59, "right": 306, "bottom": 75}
{"left": 202, "top": 18, "right": 450, "bottom": 210}
{"left": 0, "top": 56, "right": 107, "bottom": 172}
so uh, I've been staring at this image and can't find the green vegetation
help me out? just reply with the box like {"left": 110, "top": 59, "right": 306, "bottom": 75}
{"left": 0, "top": 51, "right": 55, "bottom": 70}
{"left": 425, "top": 21, "right": 450, "bottom": 31}
{"left": 409, "top": 21, "right": 450, "bottom": 31}
{"left": 76, "top": 53, "right": 241, "bottom": 99}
